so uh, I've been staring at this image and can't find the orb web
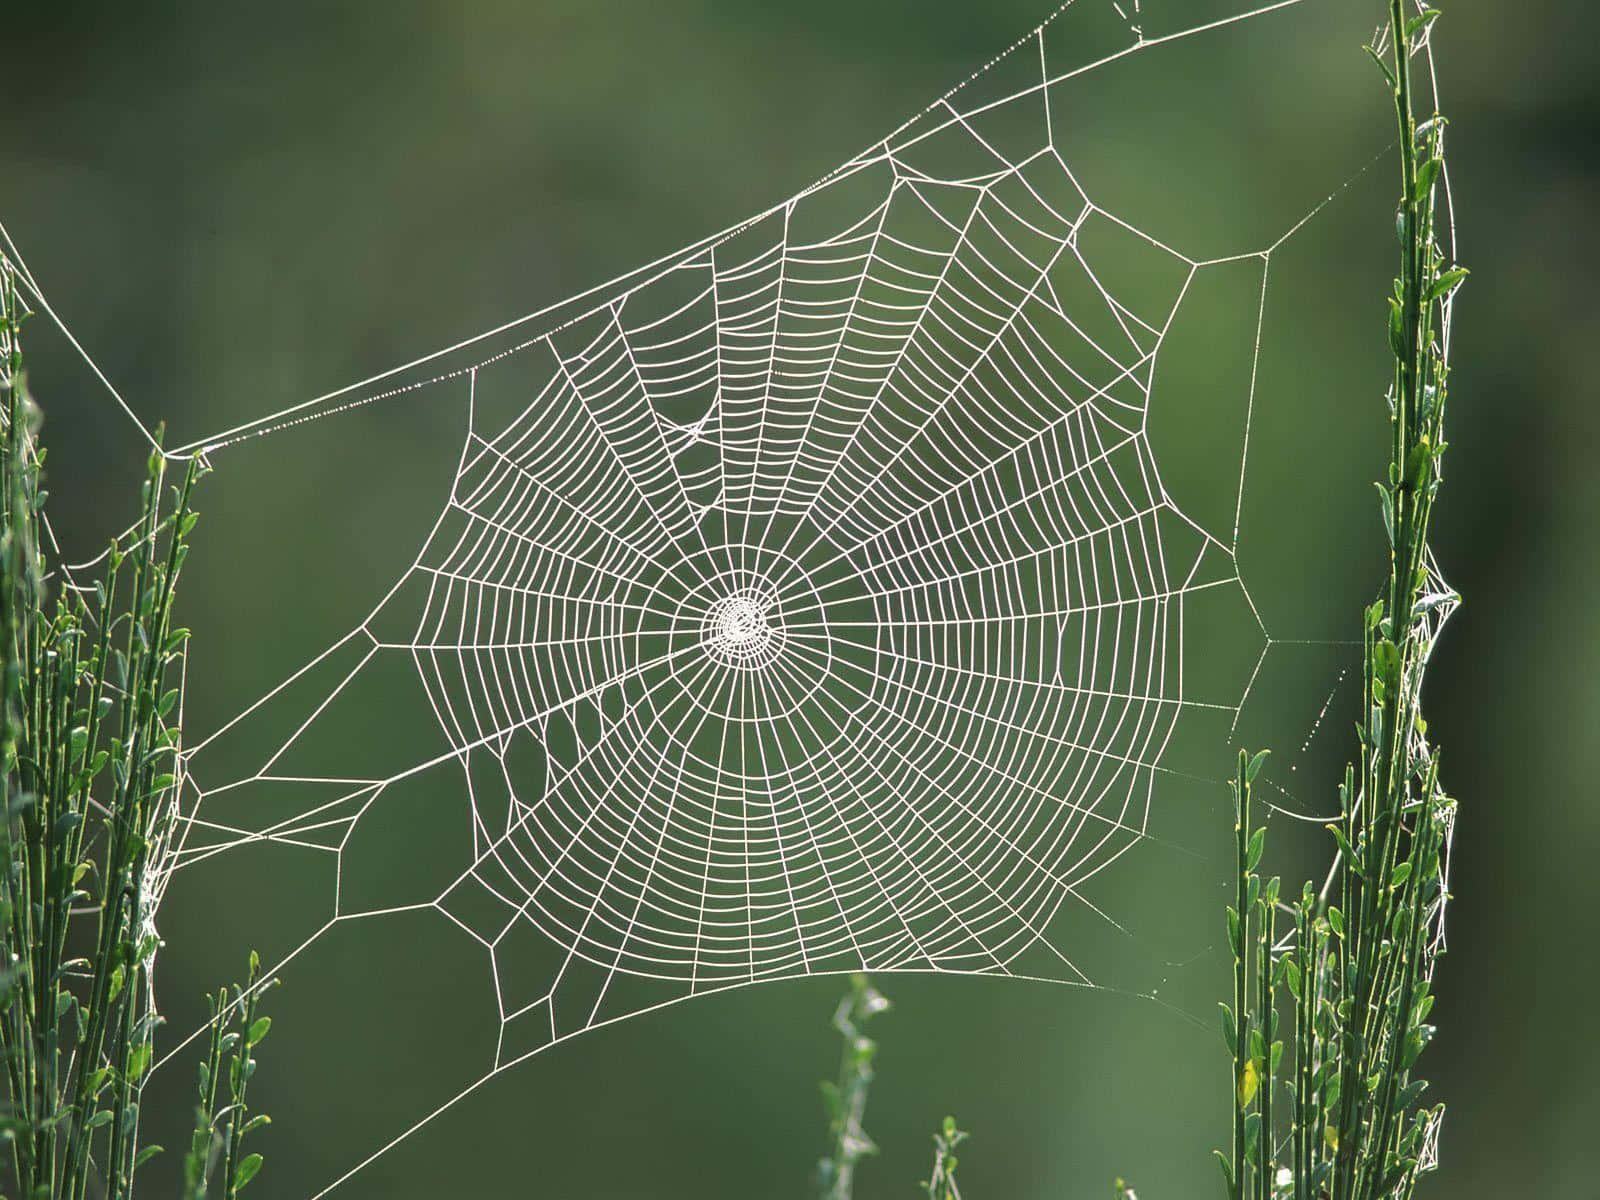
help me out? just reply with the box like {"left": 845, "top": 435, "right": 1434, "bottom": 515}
{"left": 0, "top": 0, "right": 1459, "bottom": 1194}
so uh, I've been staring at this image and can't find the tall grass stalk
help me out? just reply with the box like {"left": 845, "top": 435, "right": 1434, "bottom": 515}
{"left": 1219, "top": 4, "right": 1463, "bottom": 1198}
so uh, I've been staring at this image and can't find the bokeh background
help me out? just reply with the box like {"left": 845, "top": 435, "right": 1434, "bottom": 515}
{"left": 2, "top": 1, "right": 1595, "bottom": 1196}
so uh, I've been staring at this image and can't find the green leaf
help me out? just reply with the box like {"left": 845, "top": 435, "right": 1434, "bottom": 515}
{"left": 1405, "top": 8, "right": 1442, "bottom": 39}
{"left": 1427, "top": 266, "right": 1469, "bottom": 301}
{"left": 233, "top": 1152, "right": 265, "bottom": 1192}
{"left": 1363, "top": 43, "right": 1395, "bottom": 89}
{"left": 128, "top": 1042, "right": 152, "bottom": 1082}
{"left": 819, "top": 1080, "right": 841, "bottom": 1120}
{"left": 1390, "top": 861, "right": 1414, "bottom": 889}
{"left": 1387, "top": 296, "right": 1406, "bottom": 358}
{"left": 1214, "top": 1148, "right": 1235, "bottom": 1190}
{"left": 1219, "top": 1003, "right": 1237, "bottom": 1055}
{"left": 247, "top": 1016, "right": 272, "bottom": 1047}
{"left": 1396, "top": 1080, "right": 1428, "bottom": 1111}
{"left": 1400, "top": 1025, "right": 1430, "bottom": 1069}
{"left": 1405, "top": 438, "right": 1432, "bottom": 489}
{"left": 134, "top": 1144, "right": 164, "bottom": 1169}
{"left": 1245, "top": 749, "right": 1270, "bottom": 785}
{"left": 1414, "top": 157, "right": 1442, "bottom": 202}
{"left": 1245, "top": 828, "right": 1266, "bottom": 872}
{"left": 1374, "top": 638, "right": 1402, "bottom": 686}
{"left": 1327, "top": 824, "right": 1362, "bottom": 877}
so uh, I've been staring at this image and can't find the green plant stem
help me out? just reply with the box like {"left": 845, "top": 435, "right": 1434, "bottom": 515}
{"left": 1230, "top": 756, "right": 1250, "bottom": 1200}
{"left": 816, "top": 975, "right": 888, "bottom": 1200}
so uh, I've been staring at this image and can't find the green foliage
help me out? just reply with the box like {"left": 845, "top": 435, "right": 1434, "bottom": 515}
{"left": 815, "top": 975, "right": 891, "bottom": 1200}
{"left": 0, "top": 251, "right": 275, "bottom": 1198}
{"left": 1216, "top": 5, "right": 1462, "bottom": 1199}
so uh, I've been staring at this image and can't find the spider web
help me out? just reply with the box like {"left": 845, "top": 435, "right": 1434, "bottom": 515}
{"left": 2, "top": 0, "right": 1456, "bottom": 1194}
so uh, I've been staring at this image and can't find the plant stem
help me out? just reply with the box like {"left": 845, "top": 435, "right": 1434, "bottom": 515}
{"left": 816, "top": 975, "right": 889, "bottom": 1200}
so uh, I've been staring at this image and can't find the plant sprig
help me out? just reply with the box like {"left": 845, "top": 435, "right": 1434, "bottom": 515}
{"left": 1216, "top": 4, "right": 1463, "bottom": 1198}
{"left": 0, "top": 248, "right": 275, "bottom": 1199}
{"left": 183, "top": 952, "right": 276, "bottom": 1200}
{"left": 921, "top": 1115, "right": 969, "bottom": 1200}
{"left": 815, "top": 974, "right": 890, "bottom": 1200}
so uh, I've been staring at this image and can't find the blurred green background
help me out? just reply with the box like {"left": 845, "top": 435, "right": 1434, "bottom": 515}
{"left": 2, "top": 1, "right": 1595, "bottom": 1196}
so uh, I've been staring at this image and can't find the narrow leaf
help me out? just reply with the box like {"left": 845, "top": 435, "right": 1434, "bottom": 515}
{"left": 233, "top": 1152, "right": 265, "bottom": 1192}
{"left": 1246, "top": 828, "right": 1266, "bottom": 872}
{"left": 1245, "top": 748, "right": 1270, "bottom": 784}
{"left": 1427, "top": 266, "right": 1469, "bottom": 301}
{"left": 1415, "top": 157, "right": 1442, "bottom": 202}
